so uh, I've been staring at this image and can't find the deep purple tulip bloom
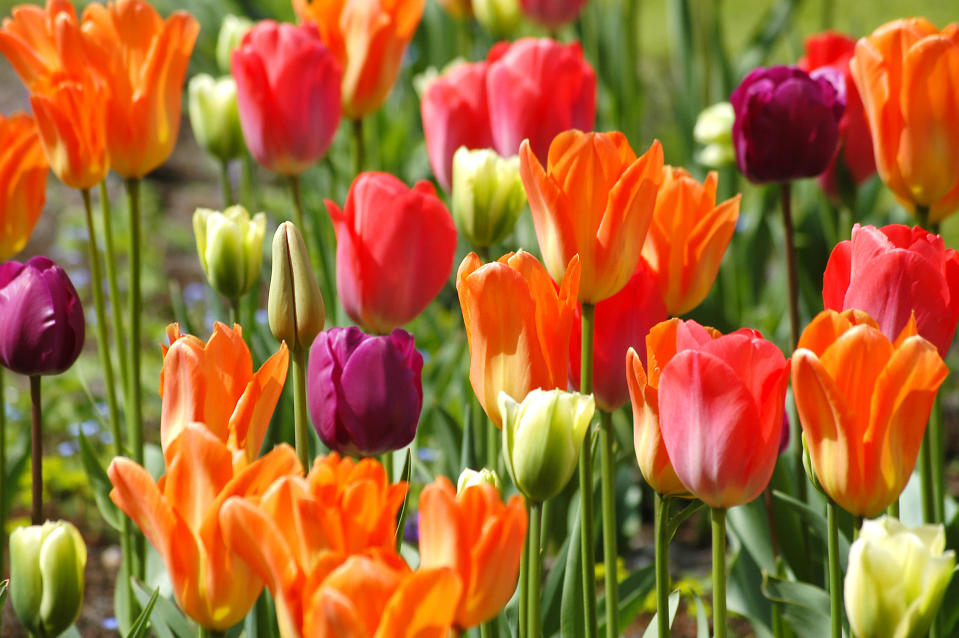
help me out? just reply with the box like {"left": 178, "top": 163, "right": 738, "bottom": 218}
{"left": 0, "top": 256, "right": 84, "bottom": 376}
{"left": 730, "top": 65, "right": 845, "bottom": 183}
{"left": 307, "top": 326, "right": 423, "bottom": 457}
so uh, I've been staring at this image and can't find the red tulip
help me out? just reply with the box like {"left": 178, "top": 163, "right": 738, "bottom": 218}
{"left": 486, "top": 37, "right": 596, "bottom": 162}
{"left": 326, "top": 172, "right": 458, "bottom": 334}
{"left": 232, "top": 20, "right": 341, "bottom": 176}
{"left": 823, "top": 223, "right": 959, "bottom": 356}
{"left": 519, "top": 0, "right": 587, "bottom": 29}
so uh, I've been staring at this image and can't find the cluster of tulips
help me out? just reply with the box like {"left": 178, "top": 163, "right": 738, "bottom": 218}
{"left": 0, "top": 0, "right": 958, "bottom": 636}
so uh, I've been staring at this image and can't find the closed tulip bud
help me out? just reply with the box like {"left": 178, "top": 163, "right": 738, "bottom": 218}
{"left": 499, "top": 389, "right": 594, "bottom": 502}
{"left": 693, "top": 102, "right": 736, "bottom": 168}
{"left": 268, "top": 221, "right": 324, "bottom": 353}
{"left": 10, "top": 521, "right": 86, "bottom": 638}
{"left": 452, "top": 147, "right": 526, "bottom": 248}
{"left": 845, "top": 516, "right": 955, "bottom": 638}
{"left": 188, "top": 74, "right": 246, "bottom": 162}
{"left": 194, "top": 206, "right": 266, "bottom": 301}
{"left": 474, "top": 0, "right": 523, "bottom": 39}
{"left": 457, "top": 467, "right": 501, "bottom": 493}
{"left": 216, "top": 15, "right": 253, "bottom": 74}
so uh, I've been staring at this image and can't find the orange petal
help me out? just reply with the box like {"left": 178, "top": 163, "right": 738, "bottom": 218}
{"left": 375, "top": 567, "right": 462, "bottom": 638}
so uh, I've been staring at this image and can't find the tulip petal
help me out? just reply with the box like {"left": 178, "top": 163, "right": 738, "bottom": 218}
{"left": 375, "top": 567, "right": 462, "bottom": 638}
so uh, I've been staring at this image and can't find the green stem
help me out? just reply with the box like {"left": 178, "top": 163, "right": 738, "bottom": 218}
{"left": 229, "top": 297, "right": 242, "bottom": 327}
{"left": 382, "top": 450, "right": 394, "bottom": 483}
{"left": 711, "top": 508, "right": 727, "bottom": 638}
{"left": 931, "top": 396, "right": 944, "bottom": 524}
{"left": 480, "top": 620, "right": 497, "bottom": 638}
{"left": 292, "top": 348, "right": 310, "bottom": 471}
{"left": 0, "top": 367, "right": 5, "bottom": 580}
{"left": 578, "top": 302, "right": 598, "bottom": 638}
{"left": 527, "top": 501, "right": 543, "bottom": 638}
{"left": 99, "top": 180, "right": 130, "bottom": 419}
{"left": 916, "top": 204, "right": 931, "bottom": 230}
{"left": 125, "top": 177, "right": 145, "bottom": 580}
{"left": 519, "top": 499, "right": 529, "bottom": 638}
{"left": 599, "top": 410, "right": 618, "bottom": 638}
{"left": 919, "top": 437, "right": 934, "bottom": 523}
{"left": 827, "top": 500, "right": 841, "bottom": 638}
{"left": 288, "top": 175, "right": 336, "bottom": 325}
{"left": 30, "top": 376, "right": 41, "bottom": 525}
{"left": 289, "top": 174, "right": 307, "bottom": 235}
{"left": 887, "top": 500, "right": 900, "bottom": 518}
{"left": 654, "top": 492, "right": 670, "bottom": 638}
{"left": 352, "top": 118, "right": 365, "bottom": 177}
{"left": 241, "top": 154, "right": 256, "bottom": 211}
{"left": 486, "top": 418, "right": 498, "bottom": 474}
{"left": 197, "top": 627, "right": 226, "bottom": 638}
{"left": 219, "top": 159, "right": 233, "bottom": 208}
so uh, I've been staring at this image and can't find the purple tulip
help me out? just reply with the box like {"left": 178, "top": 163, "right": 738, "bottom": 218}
{"left": 307, "top": 326, "right": 423, "bottom": 457}
{"left": 0, "top": 256, "right": 84, "bottom": 376}
{"left": 730, "top": 65, "right": 845, "bottom": 183}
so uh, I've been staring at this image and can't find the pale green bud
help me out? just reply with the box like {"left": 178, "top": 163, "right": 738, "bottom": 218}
{"left": 845, "top": 516, "right": 956, "bottom": 638}
{"left": 268, "top": 221, "right": 325, "bottom": 353}
{"left": 457, "top": 467, "right": 502, "bottom": 494}
{"left": 452, "top": 147, "right": 526, "bottom": 248}
{"left": 693, "top": 102, "right": 735, "bottom": 168}
{"left": 473, "top": 0, "right": 522, "bottom": 40}
{"left": 216, "top": 15, "right": 254, "bottom": 74}
{"left": 10, "top": 521, "right": 87, "bottom": 638}
{"left": 499, "top": 389, "right": 594, "bottom": 503}
{"left": 188, "top": 74, "right": 246, "bottom": 161}
{"left": 193, "top": 205, "right": 266, "bottom": 301}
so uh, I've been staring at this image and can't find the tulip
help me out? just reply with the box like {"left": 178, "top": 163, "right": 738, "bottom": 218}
{"left": 473, "top": 0, "right": 522, "bottom": 39}
{"left": 80, "top": 0, "right": 199, "bottom": 178}
{"left": 307, "top": 326, "right": 423, "bottom": 457}
{"left": 798, "top": 32, "right": 876, "bottom": 199}
{"left": 641, "top": 167, "right": 741, "bottom": 315}
{"left": 268, "top": 221, "right": 325, "bottom": 354}
{"left": 456, "top": 251, "right": 580, "bottom": 427}
{"left": 0, "top": 256, "right": 83, "bottom": 377}
{"left": 850, "top": 19, "right": 959, "bottom": 222}
{"left": 520, "top": 129, "right": 664, "bottom": 303}
{"left": 193, "top": 206, "right": 266, "bottom": 301}
{"left": 160, "top": 322, "right": 289, "bottom": 463}
{"left": 486, "top": 38, "right": 596, "bottom": 162}
{"left": 0, "top": 0, "right": 86, "bottom": 88}
{"left": 9, "top": 520, "right": 86, "bottom": 638}
{"left": 421, "top": 60, "right": 494, "bottom": 192}
{"left": 188, "top": 74, "right": 246, "bottom": 162}
{"left": 109, "top": 427, "right": 301, "bottom": 631}
{"left": 451, "top": 147, "right": 526, "bottom": 248}
{"left": 845, "top": 516, "right": 955, "bottom": 638}
{"left": 823, "top": 223, "right": 959, "bottom": 356}
{"left": 457, "top": 467, "right": 501, "bottom": 492}
{"left": 651, "top": 319, "right": 790, "bottom": 508}
{"left": 570, "top": 259, "right": 667, "bottom": 411}
{"left": 293, "top": 0, "right": 425, "bottom": 119}
{"left": 231, "top": 20, "right": 342, "bottom": 176}
{"left": 693, "top": 102, "right": 736, "bottom": 168}
{"left": 216, "top": 15, "right": 253, "bottom": 74}
{"left": 437, "top": 0, "right": 472, "bottom": 20}
{"left": 730, "top": 65, "right": 845, "bottom": 183}
{"left": 791, "top": 309, "right": 947, "bottom": 517}
{"left": 326, "top": 172, "right": 457, "bottom": 333}
{"left": 419, "top": 476, "right": 528, "bottom": 629}
{"left": 0, "top": 113, "right": 48, "bottom": 261}
{"left": 519, "top": 0, "right": 586, "bottom": 29}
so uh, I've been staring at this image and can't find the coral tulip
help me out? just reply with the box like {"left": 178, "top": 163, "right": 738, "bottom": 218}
{"left": 642, "top": 167, "right": 740, "bottom": 316}
{"left": 730, "top": 65, "right": 845, "bottom": 183}
{"left": 0, "top": 0, "right": 86, "bottom": 87}
{"left": 456, "top": 251, "right": 580, "bottom": 427}
{"left": 520, "top": 129, "right": 664, "bottom": 303}
{"left": 0, "top": 114, "right": 48, "bottom": 261}
{"left": 80, "top": 0, "right": 198, "bottom": 178}
{"left": 486, "top": 38, "right": 596, "bottom": 162}
{"left": 231, "top": 20, "right": 342, "bottom": 176}
{"left": 0, "top": 256, "right": 84, "bottom": 377}
{"left": 651, "top": 319, "right": 789, "bottom": 508}
{"left": 519, "top": 0, "right": 587, "bottom": 29}
{"left": 569, "top": 259, "right": 667, "bottom": 411}
{"left": 109, "top": 427, "right": 301, "bottom": 631}
{"left": 418, "top": 476, "right": 527, "bottom": 629}
{"left": 160, "top": 322, "right": 289, "bottom": 463}
{"left": 823, "top": 223, "right": 959, "bottom": 356}
{"left": 798, "top": 32, "right": 876, "bottom": 198}
{"left": 792, "top": 310, "right": 947, "bottom": 517}
{"left": 293, "top": 0, "right": 425, "bottom": 119}
{"left": 326, "top": 172, "right": 457, "bottom": 333}
{"left": 850, "top": 19, "right": 959, "bottom": 222}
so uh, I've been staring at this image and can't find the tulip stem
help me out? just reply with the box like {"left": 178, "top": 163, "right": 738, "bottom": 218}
{"left": 292, "top": 347, "right": 311, "bottom": 471}
{"left": 220, "top": 159, "right": 233, "bottom": 208}
{"left": 30, "top": 375, "right": 41, "bottom": 525}
{"left": 711, "top": 507, "right": 727, "bottom": 638}
{"left": 352, "top": 118, "right": 365, "bottom": 177}
{"left": 599, "top": 410, "right": 618, "bottom": 638}
{"left": 578, "top": 303, "right": 598, "bottom": 638}
{"left": 528, "top": 500, "right": 543, "bottom": 638}
{"left": 197, "top": 628, "right": 226, "bottom": 638}
{"left": 288, "top": 175, "right": 336, "bottom": 326}
{"left": 486, "top": 419, "right": 499, "bottom": 476}
{"left": 241, "top": 154, "right": 256, "bottom": 211}
{"left": 519, "top": 499, "right": 529, "bottom": 638}
{"left": 99, "top": 180, "right": 130, "bottom": 421}
{"left": 919, "top": 437, "right": 934, "bottom": 523}
{"left": 654, "top": 492, "right": 671, "bottom": 638}
{"left": 827, "top": 500, "right": 841, "bottom": 638}
{"left": 229, "top": 297, "right": 242, "bottom": 327}
{"left": 930, "top": 396, "right": 944, "bottom": 524}
{"left": 0, "top": 367, "right": 6, "bottom": 580}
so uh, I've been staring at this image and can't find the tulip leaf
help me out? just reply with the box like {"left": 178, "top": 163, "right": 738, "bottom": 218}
{"left": 125, "top": 586, "right": 159, "bottom": 638}
{"left": 132, "top": 578, "right": 195, "bottom": 638}
{"left": 727, "top": 545, "right": 774, "bottom": 638}
{"left": 542, "top": 526, "right": 572, "bottom": 637}
{"left": 114, "top": 560, "right": 133, "bottom": 636}
{"left": 641, "top": 591, "right": 679, "bottom": 638}
{"left": 78, "top": 433, "right": 123, "bottom": 532}
{"left": 693, "top": 590, "right": 710, "bottom": 638}
{"left": 760, "top": 573, "right": 830, "bottom": 638}
{"left": 3, "top": 443, "right": 28, "bottom": 519}
{"left": 601, "top": 564, "right": 655, "bottom": 633}
{"left": 395, "top": 448, "right": 413, "bottom": 552}
{"left": 0, "top": 578, "right": 7, "bottom": 608}
{"left": 772, "top": 490, "right": 850, "bottom": 571}
{"left": 560, "top": 498, "right": 585, "bottom": 637}
{"left": 666, "top": 499, "right": 706, "bottom": 544}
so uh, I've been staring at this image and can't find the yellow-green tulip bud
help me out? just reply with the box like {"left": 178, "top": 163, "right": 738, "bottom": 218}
{"left": 10, "top": 521, "right": 86, "bottom": 638}
{"left": 693, "top": 101, "right": 735, "bottom": 168}
{"left": 216, "top": 15, "right": 254, "bottom": 74}
{"left": 845, "top": 516, "right": 956, "bottom": 638}
{"left": 194, "top": 205, "right": 266, "bottom": 301}
{"left": 268, "top": 221, "right": 325, "bottom": 353}
{"left": 499, "top": 389, "right": 594, "bottom": 503}
{"left": 473, "top": 0, "right": 523, "bottom": 40}
{"left": 457, "top": 467, "right": 502, "bottom": 493}
{"left": 452, "top": 147, "right": 526, "bottom": 248}
{"left": 188, "top": 74, "right": 246, "bottom": 162}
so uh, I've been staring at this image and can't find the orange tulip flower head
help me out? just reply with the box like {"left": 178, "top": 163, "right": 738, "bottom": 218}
{"left": 0, "top": 0, "right": 88, "bottom": 88}
{"left": 0, "top": 113, "right": 48, "bottom": 260}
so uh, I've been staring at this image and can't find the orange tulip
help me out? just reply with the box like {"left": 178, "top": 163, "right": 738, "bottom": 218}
{"left": 418, "top": 476, "right": 527, "bottom": 629}
{"left": 520, "top": 130, "right": 664, "bottom": 303}
{"left": 456, "top": 250, "right": 580, "bottom": 428}
{"left": 160, "top": 322, "right": 289, "bottom": 463}
{"left": 80, "top": 0, "right": 198, "bottom": 178}
{"left": 108, "top": 427, "right": 301, "bottom": 631}
{"left": 0, "top": 113, "right": 48, "bottom": 261}
{"left": 850, "top": 19, "right": 959, "bottom": 222}
{"left": 293, "top": 0, "right": 425, "bottom": 119}
{"left": 792, "top": 309, "right": 948, "bottom": 516}
{"left": 0, "top": 0, "right": 87, "bottom": 87}
{"left": 641, "top": 167, "right": 741, "bottom": 316}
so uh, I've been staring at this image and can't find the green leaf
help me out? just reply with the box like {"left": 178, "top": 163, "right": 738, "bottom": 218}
{"left": 693, "top": 590, "right": 709, "bottom": 638}
{"left": 0, "top": 578, "right": 7, "bottom": 608}
{"left": 132, "top": 579, "right": 195, "bottom": 638}
{"left": 114, "top": 558, "right": 133, "bottom": 636}
{"left": 395, "top": 448, "right": 413, "bottom": 552}
{"left": 3, "top": 444, "right": 29, "bottom": 520}
{"left": 560, "top": 500, "right": 585, "bottom": 637}
{"left": 126, "top": 587, "right": 160, "bottom": 638}
{"left": 641, "top": 591, "right": 679, "bottom": 638}
{"left": 542, "top": 526, "right": 571, "bottom": 637}
{"left": 78, "top": 433, "right": 123, "bottom": 531}
{"left": 667, "top": 499, "right": 706, "bottom": 543}
{"left": 772, "top": 490, "right": 850, "bottom": 571}
{"left": 598, "top": 564, "right": 655, "bottom": 633}
{"left": 761, "top": 573, "right": 831, "bottom": 638}
{"left": 727, "top": 496, "right": 776, "bottom": 574}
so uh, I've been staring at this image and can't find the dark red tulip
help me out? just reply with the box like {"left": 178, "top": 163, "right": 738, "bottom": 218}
{"left": 519, "top": 0, "right": 587, "bottom": 29}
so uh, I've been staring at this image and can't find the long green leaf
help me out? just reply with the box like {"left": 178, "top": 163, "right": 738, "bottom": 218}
{"left": 395, "top": 448, "right": 413, "bottom": 551}
{"left": 126, "top": 587, "right": 160, "bottom": 638}
{"left": 559, "top": 500, "right": 584, "bottom": 637}
{"left": 641, "top": 591, "right": 679, "bottom": 638}
{"left": 761, "top": 573, "right": 831, "bottom": 638}
{"left": 132, "top": 579, "right": 195, "bottom": 638}
{"left": 78, "top": 433, "right": 123, "bottom": 531}
{"left": 772, "top": 490, "right": 850, "bottom": 571}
